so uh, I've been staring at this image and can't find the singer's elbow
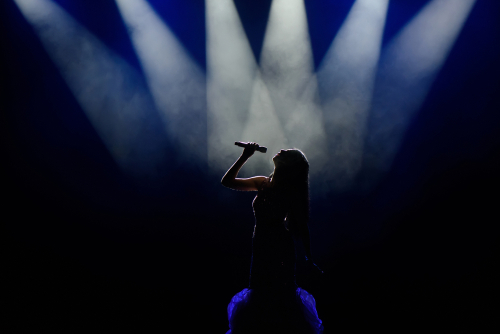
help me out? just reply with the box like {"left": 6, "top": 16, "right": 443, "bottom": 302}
{"left": 221, "top": 177, "right": 237, "bottom": 189}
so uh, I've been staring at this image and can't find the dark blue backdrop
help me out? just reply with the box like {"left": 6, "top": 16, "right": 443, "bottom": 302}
{"left": 2, "top": 0, "right": 499, "bottom": 332}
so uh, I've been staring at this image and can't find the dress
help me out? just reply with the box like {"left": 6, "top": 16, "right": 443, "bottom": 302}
{"left": 226, "top": 178, "right": 323, "bottom": 334}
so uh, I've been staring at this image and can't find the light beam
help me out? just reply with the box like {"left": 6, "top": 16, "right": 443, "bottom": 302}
{"left": 240, "top": 71, "right": 288, "bottom": 176}
{"left": 317, "top": 0, "right": 389, "bottom": 191}
{"left": 14, "top": 0, "right": 168, "bottom": 177}
{"left": 363, "top": 0, "right": 477, "bottom": 187}
{"left": 206, "top": 0, "right": 259, "bottom": 173}
{"left": 259, "top": 0, "right": 327, "bottom": 177}
{"left": 206, "top": 0, "right": 286, "bottom": 176}
{"left": 116, "top": 0, "right": 206, "bottom": 165}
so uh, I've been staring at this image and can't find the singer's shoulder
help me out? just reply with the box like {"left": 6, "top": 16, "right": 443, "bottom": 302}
{"left": 223, "top": 176, "right": 268, "bottom": 191}
{"left": 257, "top": 176, "right": 271, "bottom": 190}
{"left": 247, "top": 176, "right": 268, "bottom": 192}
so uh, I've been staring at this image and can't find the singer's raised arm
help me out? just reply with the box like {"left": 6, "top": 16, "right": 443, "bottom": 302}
{"left": 221, "top": 144, "right": 266, "bottom": 191}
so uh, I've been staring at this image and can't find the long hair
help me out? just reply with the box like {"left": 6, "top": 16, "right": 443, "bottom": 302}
{"left": 269, "top": 149, "right": 309, "bottom": 234}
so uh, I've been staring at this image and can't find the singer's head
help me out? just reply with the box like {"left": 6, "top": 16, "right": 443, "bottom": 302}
{"left": 271, "top": 149, "right": 309, "bottom": 190}
{"left": 271, "top": 149, "right": 310, "bottom": 229}
{"left": 273, "top": 148, "right": 308, "bottom": 169}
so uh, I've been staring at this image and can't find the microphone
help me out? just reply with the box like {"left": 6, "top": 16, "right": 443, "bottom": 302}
{"left": 234, "top": 141, "right": 267, "bottom": 153}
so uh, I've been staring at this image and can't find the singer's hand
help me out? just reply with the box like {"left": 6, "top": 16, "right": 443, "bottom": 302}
{"left": 242, "top": 142, "right": 259, "bottom": 158}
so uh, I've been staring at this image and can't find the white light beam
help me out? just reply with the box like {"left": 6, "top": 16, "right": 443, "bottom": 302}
{"left": 14, "top": 0, "right": 168, "bottom": 177}
{"left": 116, "top": 0, "right": 206, "bottom": 165}
{"left": 363, "top": 0, "right": 477, "bottom": 185}
{"left": 206, "top": 0, "right": 286, "bottom": 176}
{"left": 259, "top": 0, "right": 327, "bottom": 177}
{"left": 206, "top": 0, "right": 259, "bottom": 174}
{"left": 317, "top": 0, "right": 389, "bottom": 191}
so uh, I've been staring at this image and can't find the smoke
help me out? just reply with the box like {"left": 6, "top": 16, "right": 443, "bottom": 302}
{"left": 15, "top": 0, "right": 169, "bottom": 178}
{"left": 16, "top": 0, "right": 476, "bottom": 194}
{"left": 316, "top": 0, "right": 389, "bottom": 193}
{"left": 240, "top": 72, "right": 288, "bottom": 177}
{"left": 116, "top": 0, "right": 207, "bottom": 168}
{"left": 259, "top": 0, "right": 327, "bottom": 180}
{"left": 206, "top": 0, "right": 259, "bottom": 174}
{"left": 362, "top": 0, "right": 477, "bottom": 189}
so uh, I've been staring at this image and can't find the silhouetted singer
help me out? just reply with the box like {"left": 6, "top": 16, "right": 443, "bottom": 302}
{"left": 222, "top": 142, "right": 323, "bottom": 334}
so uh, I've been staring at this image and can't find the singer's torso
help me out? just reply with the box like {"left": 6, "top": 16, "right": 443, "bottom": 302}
{"left": 250, "top": 178, "right": 296, "bottom": 290}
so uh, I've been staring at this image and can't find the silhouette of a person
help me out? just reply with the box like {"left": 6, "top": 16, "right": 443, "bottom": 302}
{"left": 222, "top": 143, "right": 323, "bottom": 334}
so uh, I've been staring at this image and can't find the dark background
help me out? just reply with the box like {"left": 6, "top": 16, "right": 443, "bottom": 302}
{"left": 2, "top": 0, "right": 499, "bottom": 332}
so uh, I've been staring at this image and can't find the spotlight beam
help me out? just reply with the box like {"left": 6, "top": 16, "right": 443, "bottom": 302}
{"left": 240, "top": 71, "right": 288, "bottom": 177}
{"left": 206, "top": 0, "right": 287, "bottom": 176}
{"left": 206, "top": 0, "right": 259, "bottom": 173}
{"left": 259, "top": 0, "right": 327, "bottom": 176}
{"left": 14, "top": 0, "right": 168, "bottom": 177}
{"left": 317, "top": 0, "right": 389, "bottom": 191}
{"left": 116, "top": 0, "right": 206, "bottom": 165}
{"left": 363, "top": 0, "right": 477, "bottom": 184}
